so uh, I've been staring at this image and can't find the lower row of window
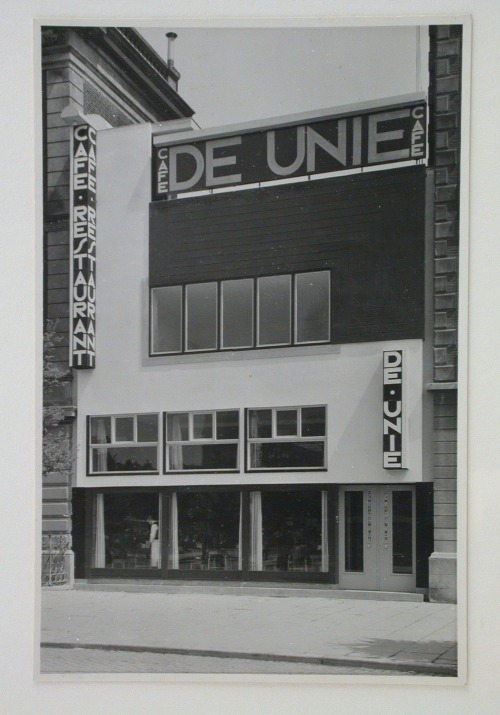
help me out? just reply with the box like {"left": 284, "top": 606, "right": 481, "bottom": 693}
{"left": 89, "top": 407, "right": 327, "bottom": 474}
{"left": 90, "top": 489, "right": 414, "bottom": 576}
{"left": 93, "top": 491, "right": 329, "bottom": 573}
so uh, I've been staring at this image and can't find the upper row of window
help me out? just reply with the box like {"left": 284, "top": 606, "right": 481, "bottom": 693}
{"left": 150, "top": 270, "right": 330, "bottom": 355}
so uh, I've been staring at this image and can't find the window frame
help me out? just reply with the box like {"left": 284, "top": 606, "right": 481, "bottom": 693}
{"left": 246, "top": 405, "right": 328, "bottom": 472}
{"left": 294, "top": 270, "right": 331, "bottom": 345}
{"left": 150, "top": 284, "right": 183, "bottom": 355}
{"left": 164, "top": 409, "right": 240, "bottom": 474}
{"left": 185, "top": 280, "right": 219, "bottom": 353}
{"left": 149, "top": 269, "right": 331, "bottom": 356}
{"left": 220, "top": 277, "right": 255, "bottom": 350}
{"left": 256, "top": 273, "right": 293, "bottom": 348}
{"left": 88, "top": 413, "right": 160, "bottom": 476}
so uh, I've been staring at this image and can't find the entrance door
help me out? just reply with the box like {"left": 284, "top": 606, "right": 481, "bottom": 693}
{"left": 339, "top": 485, "right": 416, "bottom": 592}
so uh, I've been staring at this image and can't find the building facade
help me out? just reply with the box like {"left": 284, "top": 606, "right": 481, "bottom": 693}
{"left": 70, "top": 96, "right": 438, "bottom": 595}
{"left": 42, "top": 26, "right": 462, "bottom": 603}
{"left": 42, "top": 26, "right": 194, "bottom": 584}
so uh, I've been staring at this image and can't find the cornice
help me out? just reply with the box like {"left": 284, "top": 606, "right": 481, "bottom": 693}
{"left": 42, "top": 26, "right": 194, "bottom": 121}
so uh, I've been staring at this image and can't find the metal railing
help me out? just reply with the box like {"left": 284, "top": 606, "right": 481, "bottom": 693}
{"left": 42, "top": 534, "right": 69, "bottom": 586}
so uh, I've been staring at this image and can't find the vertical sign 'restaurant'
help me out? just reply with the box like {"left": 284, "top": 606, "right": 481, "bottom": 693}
{"left": 383, "top": 350, "right": 406, "bottom": 468}
{"left": 71, "top": 124, "right": 96, "bottom": 368}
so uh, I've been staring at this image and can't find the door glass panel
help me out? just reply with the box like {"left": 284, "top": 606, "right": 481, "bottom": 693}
{"left": 344, "top": 491, "right": 364, "bottom": 572}
{"left": 392, "top": 491, "right": 413, "bottom": 574}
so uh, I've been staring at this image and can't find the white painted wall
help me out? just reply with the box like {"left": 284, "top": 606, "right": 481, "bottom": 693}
{"left": 76, "top": 122, "right": 426, "bottom": 488}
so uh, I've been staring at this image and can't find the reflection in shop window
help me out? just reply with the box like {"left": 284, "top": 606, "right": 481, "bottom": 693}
{"left": 168, "top": 492, "right": 242, "bottom": 571}
{"left": 92, "top": 492, "right": 161, "bottom": 569}
{"left": 249, "top": 490, "right": 328, "bottom": 573}
{"left": 89, "top": 414, "right": 159, "bottom": 474}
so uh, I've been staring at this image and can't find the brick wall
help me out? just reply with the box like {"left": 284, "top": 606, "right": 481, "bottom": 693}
{"left": 428, "top": 25, "right": 462, "bottom": 602}
{"left": 430, "top": 25, "right": 461, "bottom": 385}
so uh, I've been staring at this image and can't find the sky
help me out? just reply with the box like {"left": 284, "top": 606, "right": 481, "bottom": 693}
{"left": 140, "top": 26, "right": 429, "bottom": 129}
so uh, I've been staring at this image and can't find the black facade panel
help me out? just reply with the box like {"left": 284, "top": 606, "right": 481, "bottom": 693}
{"left": 150, "top": 166, "right": 426, "bottom": 343}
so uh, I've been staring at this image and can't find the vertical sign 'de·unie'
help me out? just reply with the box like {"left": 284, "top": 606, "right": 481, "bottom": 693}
{"left": 71, "top": 124, "right": 96, "bottom": 368}
{"left": 383, "top": 350, "right": 407, "bottom": 469}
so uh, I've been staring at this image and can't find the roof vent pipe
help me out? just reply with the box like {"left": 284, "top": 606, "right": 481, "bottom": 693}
{"left": 166, "top": 32, "right": 177, "bottom": 67}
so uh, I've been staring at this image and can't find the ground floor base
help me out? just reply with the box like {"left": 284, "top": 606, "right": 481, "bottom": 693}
{"left": 72, "top": 483, "right": 434, "bottom": 594}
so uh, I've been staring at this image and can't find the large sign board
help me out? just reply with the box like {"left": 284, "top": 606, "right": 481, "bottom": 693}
{"left": 70, "top": 124, "right": 96, "bottom": 369}
{"left": 153, "top": 100, "right": 426, "bottom": 199}
{"left": 383, "top": 350, "right": 407, "bottom": 469}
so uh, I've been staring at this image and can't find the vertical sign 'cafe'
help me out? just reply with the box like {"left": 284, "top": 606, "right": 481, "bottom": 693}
{"left": 70, "top": 124, "right": 96, "bottom": 368}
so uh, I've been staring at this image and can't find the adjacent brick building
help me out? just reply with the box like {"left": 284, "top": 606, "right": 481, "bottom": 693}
{"left": 42, "top": 26, "right": 194, "bottom": 584}
{"left": 427, "top": 25, "right": 462, "bottom": 602}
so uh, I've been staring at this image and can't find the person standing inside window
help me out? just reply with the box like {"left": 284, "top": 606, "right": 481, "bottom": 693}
{"left": 147, "top": 516, "right": 159, "bottom": 567}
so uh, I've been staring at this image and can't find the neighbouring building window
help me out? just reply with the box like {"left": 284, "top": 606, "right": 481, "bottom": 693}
{"left": 169, "top": 491, "right": 242, "bottom": 570}
{"left": 92, "top": 492, "right": 160, "bottom": 569}
{"left": 166, "top": 410, "right": 239, "bottom": 472}
{"left": 150, "top": 270, "right": 330, "bottom": 355}
{"left": 249, "top": 490, "right": 328, "bottom": 572}
{"left": 89, "top": 414, "right": 159, "bottom": 474}
{"left": 247, "top": 406, "right": 326, "bottom": 470}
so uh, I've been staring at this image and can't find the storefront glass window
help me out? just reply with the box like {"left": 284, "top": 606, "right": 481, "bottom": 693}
{"left": 250, "top": 490, "right": 327, "bottom": 572}
{"left": 171, "top": 492, "right": 242, "bottom": 571}
{"left": 92, "top": 493, "right": 160, "bottom": 569}
{"left": 89, "top": 414, "right": 159, "bottom": 474}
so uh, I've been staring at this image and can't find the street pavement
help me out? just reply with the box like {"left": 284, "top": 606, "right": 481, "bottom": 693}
{"left": 41, "top": 647, "right": 412, "bottom": 675}
{"left": 40, "top": 586, "right": 457, "bottom": 677}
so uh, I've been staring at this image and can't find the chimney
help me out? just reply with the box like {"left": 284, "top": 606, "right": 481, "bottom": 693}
{"left": 165, "top": 32, "right": 180, "bottom": 91}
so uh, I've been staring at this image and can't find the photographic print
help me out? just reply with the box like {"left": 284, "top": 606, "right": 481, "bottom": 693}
{"left": 39, "top": 20, "right": 467, "bottom": 680}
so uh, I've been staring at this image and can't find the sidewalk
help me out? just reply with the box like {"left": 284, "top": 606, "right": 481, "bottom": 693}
{"left": 40, "top": 586, "right": 458, "bottom": 676}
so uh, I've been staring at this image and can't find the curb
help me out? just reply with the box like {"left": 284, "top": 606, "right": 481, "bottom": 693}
{"left": 41, "top": 642, "right": 457, "bottom": 676}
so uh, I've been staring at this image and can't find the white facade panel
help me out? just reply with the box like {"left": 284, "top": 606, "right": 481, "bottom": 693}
{"left": 76, "top": 123, "right": 426, "bottom": 489}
